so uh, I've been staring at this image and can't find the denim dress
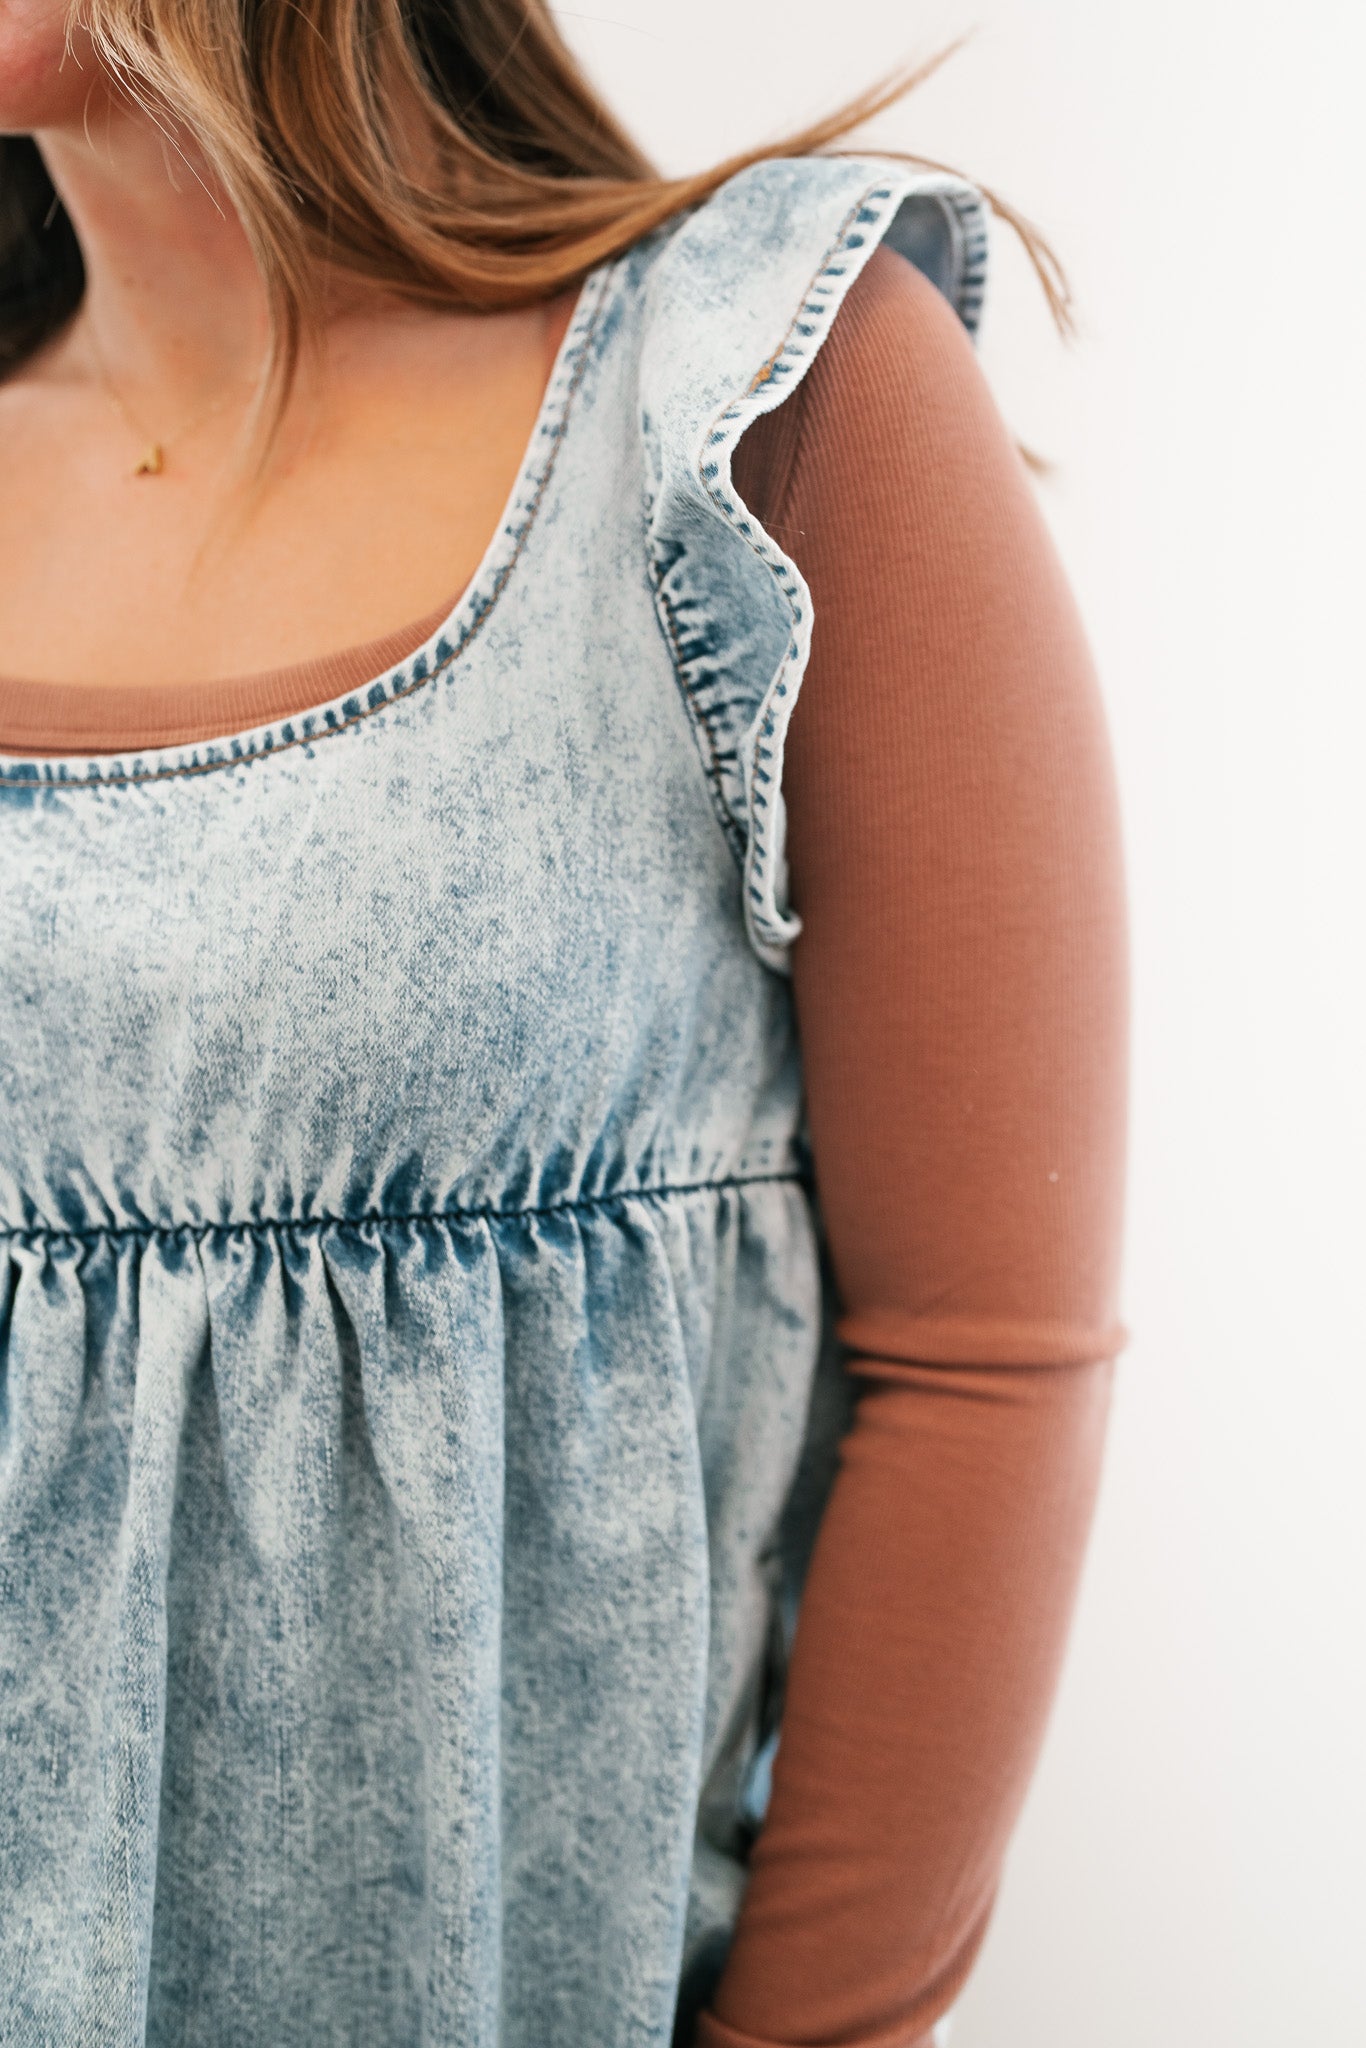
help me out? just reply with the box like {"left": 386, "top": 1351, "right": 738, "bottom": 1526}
{"left": 0, "top": 154, "right": 988, "bottom": 2047}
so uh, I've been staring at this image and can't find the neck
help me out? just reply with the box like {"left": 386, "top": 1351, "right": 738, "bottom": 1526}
{"left": 36, "top": 82, "right": 270, "bottom": 410}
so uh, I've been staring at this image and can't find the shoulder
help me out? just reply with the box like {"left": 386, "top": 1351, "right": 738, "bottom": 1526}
{"left": 820, "top": 238, "right": 982, "bottom": 371}
{"left": 631, "top": 156, "right": 990, "bottom": 434}
{"left": 734, "top": 239, "right": 1018, "bottom": 544}
{"left": 623, "top": 160, "right": 1005, "bottom": 973}
{"left": 803, "top": 239, "right": 1008, "bottom": 466}
{"left": 637, "top": 152, "right": 988, "bottom": 316}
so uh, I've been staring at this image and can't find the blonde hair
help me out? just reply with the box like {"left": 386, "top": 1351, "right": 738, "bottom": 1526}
{"left": 0, "top": 3, "right": 1072, "bottom": 464}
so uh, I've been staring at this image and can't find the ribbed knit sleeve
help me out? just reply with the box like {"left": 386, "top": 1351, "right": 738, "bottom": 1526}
{"left": 695, "top": 241, "right": 1130, "bottom": 2047}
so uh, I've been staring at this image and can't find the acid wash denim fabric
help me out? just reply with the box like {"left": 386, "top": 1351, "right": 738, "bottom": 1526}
{"left": 0, "top": 155, "right": 989, "bottom": 2047}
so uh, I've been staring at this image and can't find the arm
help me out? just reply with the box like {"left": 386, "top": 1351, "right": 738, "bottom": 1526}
{"left": 697, "top": 242, "right": 1130, "bottom": 2046}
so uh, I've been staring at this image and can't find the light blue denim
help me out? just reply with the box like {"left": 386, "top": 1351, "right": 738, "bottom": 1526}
{"left": 0, "top": 154, "right": 988, "bottom": 2046}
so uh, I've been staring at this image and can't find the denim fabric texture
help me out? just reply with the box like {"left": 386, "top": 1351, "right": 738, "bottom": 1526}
{"left": 0, "top": 155, "right": 989, "bottom": 2046}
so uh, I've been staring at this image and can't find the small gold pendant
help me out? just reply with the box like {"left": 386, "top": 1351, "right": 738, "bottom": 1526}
{"left": 135, "top": 443, "right": 165, "bottom": 477}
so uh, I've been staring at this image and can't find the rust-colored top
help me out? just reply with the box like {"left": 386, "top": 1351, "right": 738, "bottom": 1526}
{"left": 0, "top": 246, "right": 1129, "bottom": 2048}
{"left": 0, "top": 605, "right": 457, "bottom": 756}
{"left": 704, "top": 245, "right": 1127, "bottom": 2048}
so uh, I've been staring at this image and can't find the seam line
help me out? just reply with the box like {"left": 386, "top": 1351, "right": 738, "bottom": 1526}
{"left": 0, "top": 1168, "right": 812, "bottom": 1248}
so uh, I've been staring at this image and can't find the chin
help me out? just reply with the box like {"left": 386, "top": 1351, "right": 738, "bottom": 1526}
{"left": 0, "top": 7, "right": 106, "bottom": 134}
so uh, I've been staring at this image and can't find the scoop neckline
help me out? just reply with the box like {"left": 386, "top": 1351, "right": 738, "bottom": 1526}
{"left": 0, "top": 262, "right": 613, "bottom": 791}
{"left": 0, "top": 595, "right": 462, "bottom": 759}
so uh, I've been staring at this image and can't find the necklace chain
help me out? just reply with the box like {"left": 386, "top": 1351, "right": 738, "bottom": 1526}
{"left": 87, "top": 326, "right": 262, "bottom": 479}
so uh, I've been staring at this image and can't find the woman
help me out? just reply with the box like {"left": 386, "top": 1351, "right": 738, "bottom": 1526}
{"left": 0, "top": 4, "right": 1129, "bottom": 2045}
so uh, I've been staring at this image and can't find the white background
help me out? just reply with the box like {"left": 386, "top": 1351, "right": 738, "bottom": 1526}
{"left": 552, "top": 4, "right": 1366, "bottom": 2042}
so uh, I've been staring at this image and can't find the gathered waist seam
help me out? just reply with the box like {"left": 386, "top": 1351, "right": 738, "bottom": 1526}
{"left": 0, "top": 1167, "right": 813, "bottom": 1249}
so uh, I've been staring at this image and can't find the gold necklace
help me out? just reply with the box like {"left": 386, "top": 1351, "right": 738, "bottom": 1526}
{"left": 88, "top": 328, "right": 259, "bottom": 478}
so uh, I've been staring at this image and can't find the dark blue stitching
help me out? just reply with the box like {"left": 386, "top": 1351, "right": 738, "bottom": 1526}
{"left": 0, "top": 1168, "right": 812, "bottom": 1248}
